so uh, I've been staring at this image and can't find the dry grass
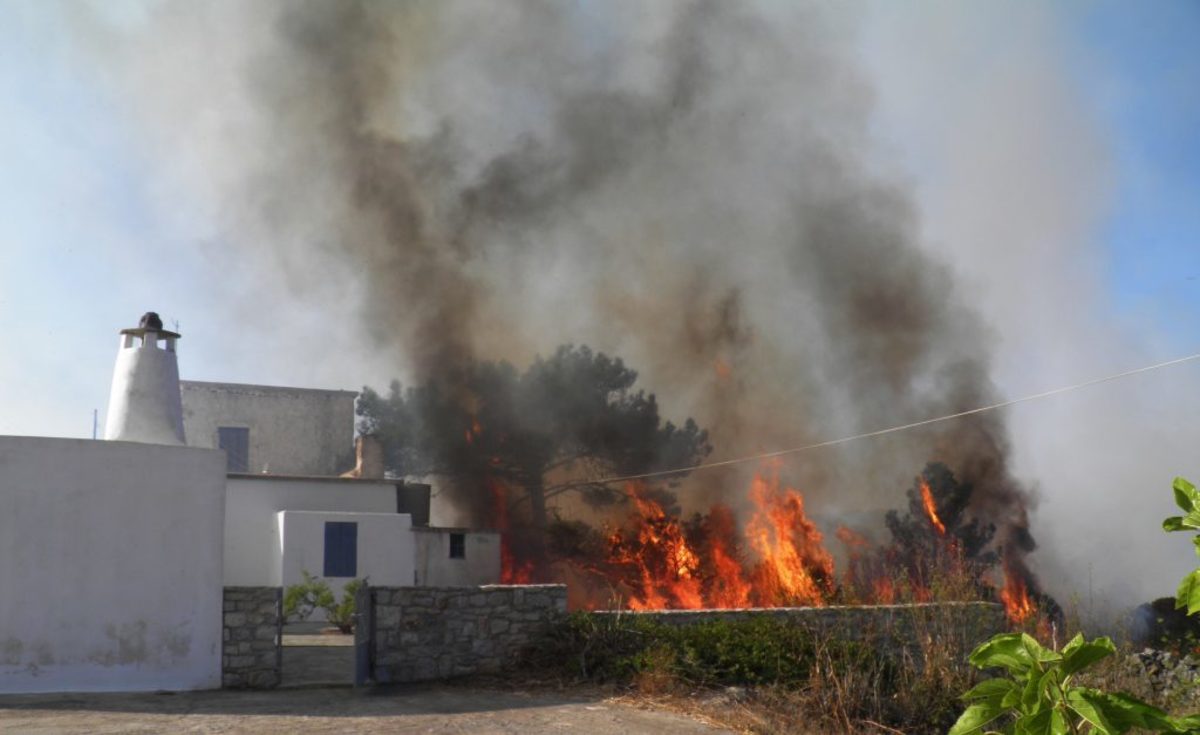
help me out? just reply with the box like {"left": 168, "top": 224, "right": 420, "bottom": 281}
{"left": 579, "top": 610, "right": 984, "bottom": 735}
{"left": 527, "top": 555, "right": 1035, "bottom": 734}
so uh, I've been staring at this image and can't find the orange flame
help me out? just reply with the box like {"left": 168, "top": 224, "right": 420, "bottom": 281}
{"left": 745, "top": 471, "right": 834, "bottom": 607}
{"left": 488, "top": 478, "right": 533, "bottom": 584}
{"left": 1000, "top": 561, "right": 1036, "bottom": 624}
{"left": 707, "top": 504, "right": 753, "bottom": 608}
{"left": 540, "top": 463, "right": 1029, "bottom": 614}
{"left": 609, "top": 484, "right": 705, "bottom": 609}
{"left": 919, "top": 478, "right": 946, "bottom": 536}
{"left": 596, "top": 472, "right": 837, "bottom": 609}
{"left": 873, "top": 577, "right": 897, "bottom": 604}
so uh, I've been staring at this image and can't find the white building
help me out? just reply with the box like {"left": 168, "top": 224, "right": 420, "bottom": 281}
{"left": 0, "top": 312, "right": 500, "bottom": 694}
{"left": 181, "top": 381, "right": 357, "bottom": 475}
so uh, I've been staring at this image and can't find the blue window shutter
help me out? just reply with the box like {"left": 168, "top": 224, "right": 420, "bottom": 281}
{"left": 324, "top": 521, "right": 358, "bottom": 577}
{"left": 217, "top": 427, "right": 249, "bottom": 472}
{"left": 324, "top": 523, "right": 338, "bottom": 577}
{"left": 345, "top": 523, "right": 357, "bottom": 576}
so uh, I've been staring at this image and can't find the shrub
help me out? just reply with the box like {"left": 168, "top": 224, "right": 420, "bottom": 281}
{"left": 531, "top": 611, "right": 982, "bottom": 732}
{"left": 283, "top": 570, "right": 365, "bottom": 633}
{"left": 536, "top": 612, "right": 831, "bottom": 687}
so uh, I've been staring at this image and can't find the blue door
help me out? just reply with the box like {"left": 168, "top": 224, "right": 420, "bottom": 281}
{"left": 324, "top": 521, "right": 358, "bottom": 577}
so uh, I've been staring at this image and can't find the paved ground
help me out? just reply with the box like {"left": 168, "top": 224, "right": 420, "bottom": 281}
{"left": 281, "top": 629, "right": 354, "bottom": 688}
{"left": 0, "top": 685, "right": 732, "bottom": 734}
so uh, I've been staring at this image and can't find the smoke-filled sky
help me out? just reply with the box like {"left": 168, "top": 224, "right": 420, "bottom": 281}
{"left": 2, "top": 0, "right": 1200, "bottom": 612}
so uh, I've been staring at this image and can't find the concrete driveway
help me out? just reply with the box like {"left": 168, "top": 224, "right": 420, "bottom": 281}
{"left": 0, "top": 684, "right": 732, "bottom": 734}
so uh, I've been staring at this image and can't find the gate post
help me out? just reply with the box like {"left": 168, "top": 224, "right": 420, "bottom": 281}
{"left": 354, "top": 582, "right": 374, "bottom": 686}
{"left": 274, "top": 586, "right": 283, "bottom": 682}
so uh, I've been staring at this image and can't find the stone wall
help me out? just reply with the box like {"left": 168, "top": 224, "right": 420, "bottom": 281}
{"left": 593, "top": 602, "right": 1006, "bottom": 660}
{"left": 222, "top": 587, "right": 281, "bottom": 689}
{"left": 367, "top": 585, "right": 567, "bottom": 684}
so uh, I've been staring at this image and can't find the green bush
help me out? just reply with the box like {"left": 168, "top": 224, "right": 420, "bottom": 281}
{"left": 536, "top": 612, "right": 863, "bottom": 687}
{"left": 283, "top": 570, "right": 365, "bottom": 633}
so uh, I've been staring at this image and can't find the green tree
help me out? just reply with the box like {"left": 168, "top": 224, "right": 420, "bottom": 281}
{"left": 357, "top": 345, "right": 711, "bottom": 573}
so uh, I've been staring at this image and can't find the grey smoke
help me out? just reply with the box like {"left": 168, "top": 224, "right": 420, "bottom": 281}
{"left": 74, "top": 0, "right": 1187, "bottom": 607}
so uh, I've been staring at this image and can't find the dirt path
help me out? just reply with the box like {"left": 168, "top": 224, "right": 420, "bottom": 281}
{"left": 0, "top": 684, "right": 732, "bottom": 734}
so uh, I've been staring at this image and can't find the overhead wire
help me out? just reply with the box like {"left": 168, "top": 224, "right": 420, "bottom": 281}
{"left": 552, "top": 350, "right": 1200, "bottom": 491}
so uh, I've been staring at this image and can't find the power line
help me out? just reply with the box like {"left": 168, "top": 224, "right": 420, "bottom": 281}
{"left": 564, "top": 350, "right": 1200, "bottom": 489}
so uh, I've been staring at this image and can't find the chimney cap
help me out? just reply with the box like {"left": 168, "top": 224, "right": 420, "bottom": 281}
{"left": 139, "top": 312, "right": 163, "bottom": 331}
{"left": 119, "top": 311, "right": 180, "bottom": 339}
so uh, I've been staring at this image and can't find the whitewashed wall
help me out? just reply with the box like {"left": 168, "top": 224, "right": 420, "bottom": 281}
{"left": 278, "top": 511, "right": 415, "bottom": 605}
{"left": 180, "top": 381, "right": 356, "bottom": 475}
{"left": 0, "top": 437, "right": 225, "bottom": 693}
{"left": 224, "top": 477, "right": 398, "bottom": 587}
{"left": 413, "top": 529, "right": 502, "bottom": 586}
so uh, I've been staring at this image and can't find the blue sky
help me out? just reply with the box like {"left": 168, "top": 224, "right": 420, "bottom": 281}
{"left": 1077, "top": 1, "right": 1200, "bottom": 344}
{"left": 1, "top": 2, "right": 1198, "bottom": 439}
{"left": 2, "top": 3, "right": 183, "bottom": 435}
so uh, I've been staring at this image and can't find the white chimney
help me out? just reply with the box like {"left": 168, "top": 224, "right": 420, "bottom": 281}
{"left": 103, "top": 311, "right": 186, "bottom": 445}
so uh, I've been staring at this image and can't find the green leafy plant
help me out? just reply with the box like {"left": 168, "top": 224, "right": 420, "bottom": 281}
{"left": 326, "top": 578, "right": 365, "bottom": 633}
{"left": 951, "top": 476, "right": 1200, "bottom": 734}
{"left": 283, "top": 570, "right": 333, "bottom": 622}
{"left": 282, "top": 571, "right": 365, "bottom": 633}
{"left": 1163, "top": 477, "right": 1200, "bottom": 615}
{"left": 950, "top": 632, "right": 1177, "bottom": 734}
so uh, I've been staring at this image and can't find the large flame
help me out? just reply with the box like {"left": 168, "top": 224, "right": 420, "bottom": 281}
{"left": 707, "top": 504, "right": 753, "bottom": 608}
{"left": 745, "top": 471, "right": 834, "bottom": 607}
{"left": 485, "top": 462, "right": 1047, "bottom": 626}
{"left": 607, "top": 484, "right": 705, "bottom": 609}
{"left": 597, "top": 471, "right": 834, "bottom": 609}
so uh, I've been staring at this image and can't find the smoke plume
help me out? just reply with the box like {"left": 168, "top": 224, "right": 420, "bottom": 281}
{"left": 80, "top": 1, "right": 1069, "bottom": 597}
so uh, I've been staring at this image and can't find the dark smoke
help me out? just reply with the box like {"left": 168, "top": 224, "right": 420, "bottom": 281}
{"left": 87, "top": 0, "right": 1044, "bottom": 586}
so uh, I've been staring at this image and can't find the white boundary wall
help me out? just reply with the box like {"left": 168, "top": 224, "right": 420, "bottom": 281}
{"left": 0, "top": 437, "right": 225, "bottom": 693}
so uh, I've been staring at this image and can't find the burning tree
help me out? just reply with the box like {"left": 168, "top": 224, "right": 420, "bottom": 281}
{"left": 879, "top": 462, "right": 998, "bottom": 600}
{"left": 357, "top": 344, "right": 712, "bottom": 577}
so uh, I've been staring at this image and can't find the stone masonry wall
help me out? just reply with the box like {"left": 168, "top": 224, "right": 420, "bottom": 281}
{"left": 222, "top": 587, "right": 281, "bottom": 689}
{"left": 369, "top": 584, "right": 567, "bottom": 684}
{"left": 593, "top": 602, "right": 1006, "bottom": 661}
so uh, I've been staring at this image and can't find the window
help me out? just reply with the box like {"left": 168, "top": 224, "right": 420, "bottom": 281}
{"left": 449, "top": 532, "right": 465, "bottom": 559}
{"left": 218, "top": 427, "right": 249, "bottom": 472}
{"left": 324, "top": 522, "right": 358, "bottom": 577}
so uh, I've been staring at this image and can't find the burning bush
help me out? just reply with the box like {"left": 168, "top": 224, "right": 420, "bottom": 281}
{"left": 543, "top": 462, "right": 1057, "bottom": 625}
